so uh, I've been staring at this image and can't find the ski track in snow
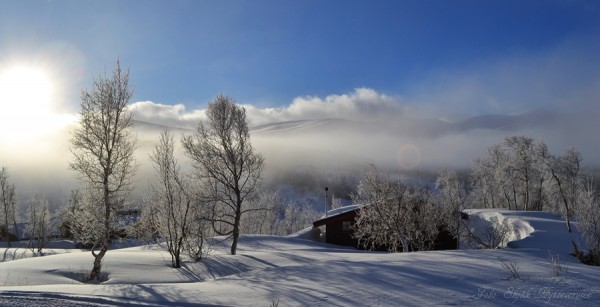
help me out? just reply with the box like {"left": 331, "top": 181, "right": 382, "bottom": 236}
{"left": 1, "top": 210, "right": 599, "bottom": 306}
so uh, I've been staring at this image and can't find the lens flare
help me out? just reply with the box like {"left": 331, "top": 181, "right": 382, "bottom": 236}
{"left": 396, "top": 144, "right": 422, "bottom": 170}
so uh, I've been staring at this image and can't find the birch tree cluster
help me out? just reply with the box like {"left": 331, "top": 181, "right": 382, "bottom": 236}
{"left": 25, "top": 195, "right": 52, "bottom": 254}
{"left": 352, "top": 135, "right": 599, "bottom": 256}
{"left": 145, "top": 130, "right": 211, "bottom": 268}
{"left": 237, "top": 192, "right": 321, "bottom": 236}
{"left": 435, "top": 135, "right": 600, "bottom": 258}
{"left": 466, "top": 136, "right": 584, "bottom": 230}
{"left": 181, "top": 95, "right": 265, "bottom": 255}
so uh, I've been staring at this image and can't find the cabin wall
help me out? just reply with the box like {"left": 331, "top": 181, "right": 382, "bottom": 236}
{"left": 325, "top": 218, "right": 358, "bottom": 247}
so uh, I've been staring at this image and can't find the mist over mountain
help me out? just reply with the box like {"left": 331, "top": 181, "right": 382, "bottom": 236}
{"left": 2, "top": 102, "right": 599, "bottom": 212}
{"left": 250, "top": 109, "right": 564, "bottom": 138}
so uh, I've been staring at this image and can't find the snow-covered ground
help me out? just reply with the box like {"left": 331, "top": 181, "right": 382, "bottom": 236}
{"left": 1, "top": 210, "right": 599, "bottom": 306}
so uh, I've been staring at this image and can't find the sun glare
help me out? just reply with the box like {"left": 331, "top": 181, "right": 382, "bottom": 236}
{"left": 0, "top": 64, "right": 63, "bottom": 140}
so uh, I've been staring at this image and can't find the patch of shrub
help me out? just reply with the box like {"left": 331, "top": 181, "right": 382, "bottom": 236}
{"left": 571, "top": 241, "right": 600, "bottom": 266}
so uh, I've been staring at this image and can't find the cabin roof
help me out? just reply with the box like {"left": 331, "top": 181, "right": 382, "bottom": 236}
{"left": 313, "top": 204, "right": 361, "bottom": 227}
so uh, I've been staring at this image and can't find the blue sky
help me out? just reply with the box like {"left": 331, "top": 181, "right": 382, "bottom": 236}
{"left": 2, "top": 0, "right": 600, "bottom": 198}
{"left": 2, "top": 0, "right": 599, "bottom": 116}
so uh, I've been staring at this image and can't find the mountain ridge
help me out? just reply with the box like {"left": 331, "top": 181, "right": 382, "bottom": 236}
{"left": 246, "top": 109, "right": 563, "bottom": 138}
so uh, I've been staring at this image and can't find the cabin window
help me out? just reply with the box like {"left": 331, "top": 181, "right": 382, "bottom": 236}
{"left": 342, "top": 221, "right": 352, "bottom": 231}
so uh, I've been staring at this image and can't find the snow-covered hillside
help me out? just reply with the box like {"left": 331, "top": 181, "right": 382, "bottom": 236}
{"left": 1, "top": 210, "right": 599, "bottom": 306}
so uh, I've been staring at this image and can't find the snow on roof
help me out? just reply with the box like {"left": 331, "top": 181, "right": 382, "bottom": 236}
{"left": 313, "top": 204, "right": 361, "bottom": 225}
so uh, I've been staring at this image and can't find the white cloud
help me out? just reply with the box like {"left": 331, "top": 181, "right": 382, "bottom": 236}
{"left": 131, "top": 88, "right": 407, "bottom": 128}
{"left": 128, "top": 101, "right": 206, "bottom": 129}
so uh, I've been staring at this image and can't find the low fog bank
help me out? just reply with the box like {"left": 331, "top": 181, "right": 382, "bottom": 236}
{"left": 2, "top": 106, "right": 600, "bottom": 212}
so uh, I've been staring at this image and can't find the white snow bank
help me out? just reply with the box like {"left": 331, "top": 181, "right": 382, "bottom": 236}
{"left": 464, "top": 209, "right": 583, "bottom": 253}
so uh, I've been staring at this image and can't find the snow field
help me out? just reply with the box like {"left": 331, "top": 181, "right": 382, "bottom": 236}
{"left": 0, "top": 210, "right": 599, "bottom": 306}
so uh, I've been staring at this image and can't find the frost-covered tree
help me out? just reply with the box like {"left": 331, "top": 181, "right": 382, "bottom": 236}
{"left": 25, "top": 195, "right": 51, "bottom": 254}
{"left": 544, "top": 148, "right": 582, "bottom": 232}
{"left": 282, "top": 200, "right": 320, "bottom": 235}
{"left": 58, "top": 189, "right": 82, "bottom": 239}
{"left": 131, "top": 196, "right": 160, "bottom": 244}
{"left": 470, "top": 144, "right": 509, "bottom": 209}
{"left": 239, "top": 191, "right": 284, "bottom": 235}
{"left": 68, "top": 188, "right": 114, "bottom": 248}
{"left": 0, "top": 167, "right": 18, "bottom": 246}
{"left": 149, "top": 130, "right": 209, "bottom": 268}
{"left": 402, "top": 187, "right": 445, "bottom": 251}
{"left": 435, "top": 169, "right": 467, "bottom": 247}
{"left": 69, "top": 60, "right": 137, "bottom": 281}
{"left": 330, "top": 195, "right": 344, "bottom": 210}
{"left": 470, "top": 136, "right": 548, "bottom": 211}
{"left": 182, "top": 95, "right": 264, "bottom": 255}
{"left": 503, "top": 136, "right": 547, "bottom": 211}
{"left": 351, "top": 165, "right": 443, "bottom": 252}
{"left": 574, "top": 181, "right": 600, "bottom": 263}
{"left": 352, "top": 165, "right": 410, "bottom": 252}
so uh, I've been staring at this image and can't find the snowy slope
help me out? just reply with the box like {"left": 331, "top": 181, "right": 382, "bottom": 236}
{"left": 1, "top": 210, "right": 599, "bottom": 306}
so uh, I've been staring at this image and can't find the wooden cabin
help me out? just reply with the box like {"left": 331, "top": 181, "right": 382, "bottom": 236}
{"left": 313, "top": 206, "right": 360, "bottom": 248}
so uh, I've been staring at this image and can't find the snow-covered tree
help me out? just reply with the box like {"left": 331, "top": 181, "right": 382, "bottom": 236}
{"left": 544, "top": 148, "right": 582, "bottom": 232}
{"left": 25, "top": 195, "right": 51, "bottom": 254}
{"left": 402, "top": 187, "right": 445, "bottom": 251}
{"left": 502, "top": 136, "right": 547, "bottom": 211}
{"left": 352, "top": 165, "right": 410, "bottom": 252}
{"left": 281, "top": 200, "right": 320, "bottom": 235}
{"left": 330, "top": 195, "right": 344, "bottom": 210}
{"left": 58, "top": 189, "right": 82, "bottom": 239}
{"left": 149, "top": 130, "right": 209, "bottom": 268}
{"left": 239, "top": 191, "right": 284, "bottom": 235}
{"left": 470, "top": 136, "right": 548, "bottom": 211}
{"left": 351, "top": 165, "right": 444, "bottom": 252}
{"left": 182, "top": 95, "right": 264, "bottom": 255}
{"left": 435, "top": 169, "right": 467, "bottom": 247}
{"left": 0, "top": 167, "right": 18, "bottom": 246}
{"left": 69, "top": 60, "right": 137, "bottom": 281}
{"left": 573, "top": 180, "right": 600, "bottom": 263}
{"left": 68, "top": 187, "right": 118, "bottom": 250}
{"left": 470, "top": 144, "right": 509, "bottom": 209}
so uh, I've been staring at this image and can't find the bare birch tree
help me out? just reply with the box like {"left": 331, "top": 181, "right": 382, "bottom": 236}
{"left": 574, "top": 180, "right": 600, "bottom": 263}
{"left": 435, "top": 169, "right": 467, "bottom": 248}
{"left": 239, "top": 191, "right": 284, "bottom": 235}
{"left": 149, "top": 130, "right": 209, "bottom": 268}
{"left": 25, "top": 195, "right": 51, "bottom": 254}
{"left": 471, "top": 136, "right": 548, "bottom": 211}
{"left": 182, "top": 95, "right": 264, "bottom": 255}
{"left": 0, "top": 167, "right": 18, "bottom": 246}
{"left": 544, "top": 148, "right": 581, "bottom": 232}
{"left": 69, "top": 60, "right": 136, "bottom": 281}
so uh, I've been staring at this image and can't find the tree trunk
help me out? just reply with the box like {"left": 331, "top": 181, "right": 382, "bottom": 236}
{"left": 90, "top": 244, "right": 108, "bottom": 281}
{"left": 400, "top": 234, "right": 410, "bottom": 252}
{"left": 230, "top": 210, "right": 240, "bottom": 255}
{"left": 230, "top": 229, "right": 239, "bottom": 255}
{"left": 90, "top": 178, "right": 112, "bottom": 280}
{"left": 550, "top": 172, "right": 572, "bottom": 233}
{"left": 230, "top": 196, "right": 242, "bottom": 255}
